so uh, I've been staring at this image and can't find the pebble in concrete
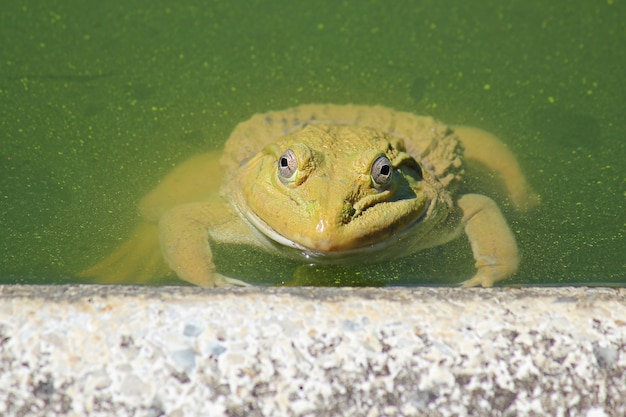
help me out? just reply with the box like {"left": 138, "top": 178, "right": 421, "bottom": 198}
{"left": 0, "top": 285, "right": 624, "bottom": 416}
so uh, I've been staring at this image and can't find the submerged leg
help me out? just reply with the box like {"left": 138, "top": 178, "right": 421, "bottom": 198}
{"left": 79, "top": 222, "right": 173, "bottom": 284}
{"left": 457, "top": 194, "right": 520, "bottom": 287}
{"left": 454, "top": 126, "right": 540, "bottom": 212}
{"left": 139, "top": 152, "right": 225, "bottom": 221}
{"left": 80, "top": 152, "right": 225, "bottom": 284}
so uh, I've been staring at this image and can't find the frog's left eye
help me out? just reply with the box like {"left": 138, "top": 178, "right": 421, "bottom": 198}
{"left": 371, "top": 155, "right": 393, "bottom": 187}
{"left": 278, "top": 149, "right": 298, "bottom": 182}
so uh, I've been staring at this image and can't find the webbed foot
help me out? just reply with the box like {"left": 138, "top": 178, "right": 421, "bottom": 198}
{"left": 79, "top": 222, "right": 172, "bottom": 284}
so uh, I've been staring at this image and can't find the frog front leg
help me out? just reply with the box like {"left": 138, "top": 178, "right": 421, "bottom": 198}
{"left": 457, "top": 193, "right": 520, "bottom": 287}
{"left": 158, "top": 201, "right": 250, "bottom": 287}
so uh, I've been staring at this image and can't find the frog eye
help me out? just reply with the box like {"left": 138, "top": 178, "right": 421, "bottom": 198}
{"left": 371, "top": 155, "right": 393, "bottom": 187}
{"left": 278, "top": 149, "right": 298, "bottom": 181}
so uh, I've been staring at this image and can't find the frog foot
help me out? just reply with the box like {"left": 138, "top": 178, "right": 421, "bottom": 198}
{"left": 79, "top": 222, "right": 172, "bottom": 284}
{"left": 460, "top": 271, "right": 498, "bottom": 288}
{"left": 213, "top": 274, "right": 250, "bottom": 287}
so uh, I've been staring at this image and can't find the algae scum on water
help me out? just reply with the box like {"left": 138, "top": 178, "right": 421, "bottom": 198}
{"left": 0, "top": 0, "right": 624, "bottom": 286}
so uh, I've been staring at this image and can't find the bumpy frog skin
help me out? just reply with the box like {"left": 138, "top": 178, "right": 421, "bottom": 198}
{"left": 82, "top": 104, "right": 539, "bottom": 287}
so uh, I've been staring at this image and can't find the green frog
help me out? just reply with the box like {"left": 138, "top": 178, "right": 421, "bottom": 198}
{"left": 82, "top": 104, "right": 539, "bottom": 287}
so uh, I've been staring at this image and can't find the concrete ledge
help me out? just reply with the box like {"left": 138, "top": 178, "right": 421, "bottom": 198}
{"left": 1, "top": 285, "right": 625, "bottom": 416}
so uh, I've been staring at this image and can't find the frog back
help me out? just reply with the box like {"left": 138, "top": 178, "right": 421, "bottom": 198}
{"left": 221, "top": 104, "right": 464, "bottom": 189}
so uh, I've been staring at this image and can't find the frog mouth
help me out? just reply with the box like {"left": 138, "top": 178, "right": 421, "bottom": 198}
{"left": 236, "top": 195, "right": 430, "bottom": 257}
{"left": 305, "top": 198, "right": 430, "bottom": 253}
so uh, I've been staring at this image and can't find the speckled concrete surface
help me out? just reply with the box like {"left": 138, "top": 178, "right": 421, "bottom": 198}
{"left": 0, "top": 285, "right": 624, "bottom": 416}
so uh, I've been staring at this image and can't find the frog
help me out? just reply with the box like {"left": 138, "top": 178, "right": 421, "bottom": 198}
{"left": 81, "top": 104, "right": 539, "bottom": 287}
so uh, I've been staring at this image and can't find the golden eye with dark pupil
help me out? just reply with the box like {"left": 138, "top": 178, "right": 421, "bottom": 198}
{"left": 371, "top": 155, "right": 393, "bottom": 187}
{"left": 278, "top": 149, "right": 298, "bottom": 180}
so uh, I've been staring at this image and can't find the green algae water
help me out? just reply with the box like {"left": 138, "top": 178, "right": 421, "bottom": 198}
{"left": 1, "top": 0, "right": 624, "bottom": 286}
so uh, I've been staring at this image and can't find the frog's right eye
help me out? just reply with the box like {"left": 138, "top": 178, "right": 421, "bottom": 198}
{"left": 370, "top": 155, "right": 393, "bottom": 188}
{"left": 278, "top": 149, "right": 298, "bottom": 182}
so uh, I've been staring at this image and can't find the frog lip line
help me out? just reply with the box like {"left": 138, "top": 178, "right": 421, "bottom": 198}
{"left": 232, "top": 193, "right": 430, "bottom": 259}
{"left": 295, "top": 207, "right": 430, "bottom": 261}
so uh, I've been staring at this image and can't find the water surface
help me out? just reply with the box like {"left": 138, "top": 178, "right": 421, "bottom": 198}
{"left": 1, "top": 0, "right": 624, "bottom": 286}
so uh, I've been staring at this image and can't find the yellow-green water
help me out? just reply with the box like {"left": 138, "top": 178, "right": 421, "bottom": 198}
{"left": 1, "top": 0, "right": 624, "bottom": 286}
